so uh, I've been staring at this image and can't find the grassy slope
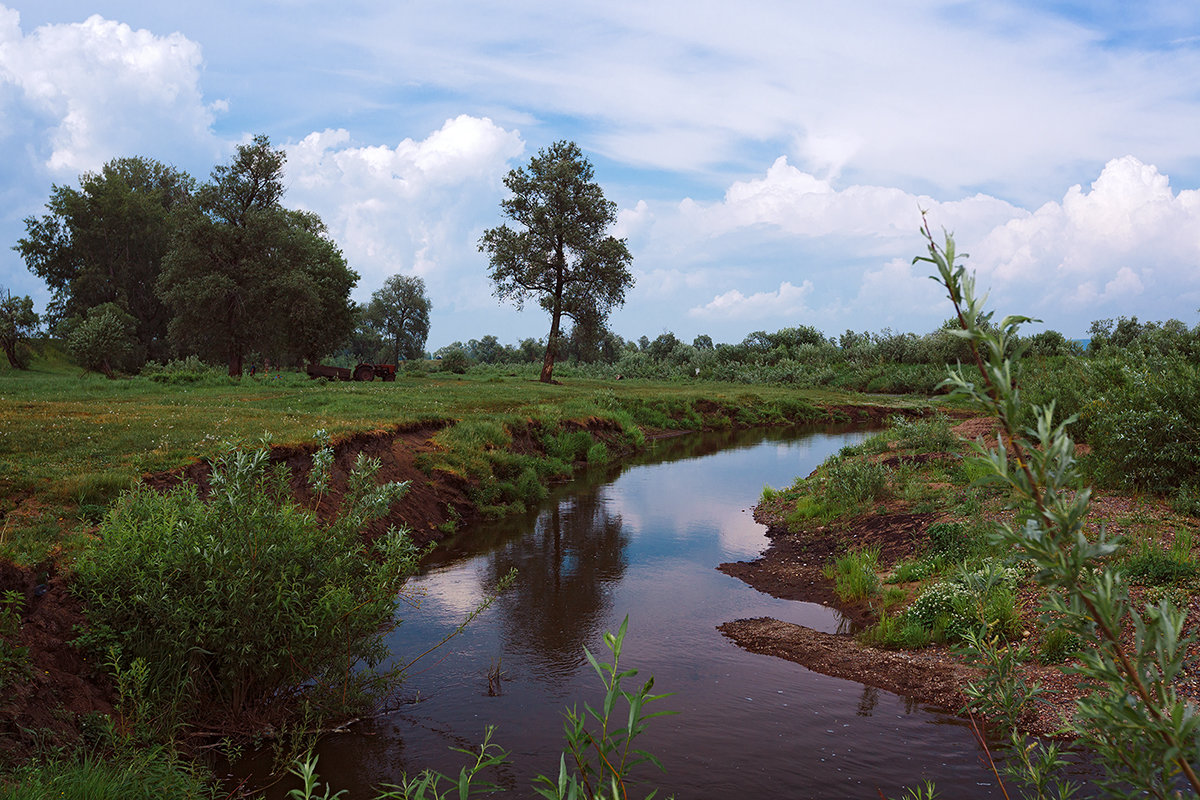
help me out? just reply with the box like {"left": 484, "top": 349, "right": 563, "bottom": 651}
{"left": 0, "top": 352, "right": 926, "bottom": 563}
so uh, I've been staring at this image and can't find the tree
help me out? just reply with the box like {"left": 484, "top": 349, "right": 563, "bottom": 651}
{"left": 365, "top": 275, "right": 431, "bottom": 363}
{"left": 14, "top": 157, "right": 194, "bottom": 362}
{"left": 0, "top": 289, "right": 39, "bottom": 369}
{"left": 158, "top": 136, "right": 357, "bottom": 376}
{"left": 64, "top": 302, "right": 138, "bottom": 378}
{"left": 479, "top": 141, "right": 634, "bottom": 383}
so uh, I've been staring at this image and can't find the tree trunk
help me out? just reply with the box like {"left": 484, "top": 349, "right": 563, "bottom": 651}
{"left": 228, "top": 350, "right": 243, "bottom": 377}
{"left": 1, "top": 339, "right": 28, "bottom": 370}
{"left": 541, "top": 249, "right": 565, "bottom": 383}
{"left": 540, "top": 318, "right": 558, "bottom": 383}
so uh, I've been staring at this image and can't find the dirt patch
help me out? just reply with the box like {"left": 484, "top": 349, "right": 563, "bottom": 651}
{"left": 716, "top": 425, "right": 1200, "bottom": 740}
{"left": 0, "top": 560, "right": 114, "bottom": 767}
{"left": 718, "top": 617, "right": 976, "bottom": 712}
{"left": 718, "top": 513, "right": 937, "bottom": 628}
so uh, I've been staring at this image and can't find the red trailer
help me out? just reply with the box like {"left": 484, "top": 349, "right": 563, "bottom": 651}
{"left": 306, "top": 362, "right": 397, "bottom": 382}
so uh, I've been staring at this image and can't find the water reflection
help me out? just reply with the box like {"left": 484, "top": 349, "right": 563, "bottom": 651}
{"left": 484, "top": 485, "right": 628, "bottom": 676}
{"left": 239, "top": 424, "right": 1034, "bottom": 799}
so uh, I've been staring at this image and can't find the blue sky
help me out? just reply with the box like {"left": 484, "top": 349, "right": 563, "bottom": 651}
{"left": 3, "top": 1, "right": 1200, "bottom": 349}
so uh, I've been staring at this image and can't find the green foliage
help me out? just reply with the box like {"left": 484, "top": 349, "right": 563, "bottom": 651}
{"left": 920, "top": 220, "right": 1200, "bottom": 797}
{"left": 15, "top": 156, "right": 194, "bottom": 363}
{"left": 820, "top": 457, "right": 890, "bottom": 506}
{"left": 888, "top": 414, "right": 957, "bottom": 452}
{"left": 64, "top": 302, "right": 141, "bottom": 377}
{"left": 1084, "top": 355, "right": 1200, "bottom": 492}
{"left": 885, "top": 557, "right": 938, "bottom": 584}
{"left": 1170, "top": 484, "right": 1200, "bottom": 518}
{"left": 547, "top": 430, "right": 595, "bottom": 462}
{"left": 366, "top": 275, "right": 432, "bottom": 364}
{"left": 73, "top": 443, "right": 421, "bottom": 726}
{"left": 140, "top": 356, "right": 221, "bottom": 384}
{"left": 0, "top": 289, "right": 39, "bottom": 369}
{"left": 533, "top": 616, "right": 673, "bottom": 800}
{"left": 0, "top": 590, "right": 30, "bottom": 690}
{"left": 0, "top": 745, "right": 214, "bottom": 800}
{"left": 480, "top": 140, "right": 634, "bottom": 383}
{"left": 287, "top": 619, "right": 671, "bottom": 800}
{"left": 158, "top": 135, "right": 357, "bottom": 376}
{"left": 439, "top": 349, "right": 470, "bottom": 374}
{"left": 1037, "top": 626, "right": 1081, "bottom": 665}
{"left": 824, "top": 546, "right": 882, "bottom": 601}
{"left": 1119, "top": 529, "right": 1200, "bottom": 587}
{"left": 862, "top": 613, "right": 932, "bottom": 650}
{"left": 903, "top": 560, "right": 1021, "bottom": 643}
{"left": 924, "top": 521, "right": 984, "bottom": 562}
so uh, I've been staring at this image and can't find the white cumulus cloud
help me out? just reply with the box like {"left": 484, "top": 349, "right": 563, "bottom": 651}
{"left": 283, "top": 115, "right": 525, "bottom": 311}
{"left": 0, "top": 6, "right": 218, "bottom": 175}
{"left": 969, "top": 156, "right": 1200, "bottom": 323}
{"left": 689, "top": 280, "right": 814, "bottom": 320}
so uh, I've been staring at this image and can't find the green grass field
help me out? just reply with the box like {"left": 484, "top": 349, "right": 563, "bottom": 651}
{"left": 0, "top": 349, "right": 925, "bottom": 563}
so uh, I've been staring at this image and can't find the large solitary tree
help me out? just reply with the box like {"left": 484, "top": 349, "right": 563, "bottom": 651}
{"left": 14, "top": 157, "right": 194, "bottom": 362}
{"left": 479, "top": 141, "right": 633, "bottom": 383}
{"left": 365, "top": 274, "right": 431, "bottom": 363}
{"left": 158, "top": 136, "right": 357, "bottom": 375}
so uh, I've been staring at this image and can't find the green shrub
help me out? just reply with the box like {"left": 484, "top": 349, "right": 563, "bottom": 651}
{"left": 1086, "top": 355, "right": 1200, "bottom": 492}
{"left": 546, "top": 430, "right": 595, "bottom": 462}
{"left": 439, "top": 349, "right": 470, "bottom": 374}
{"left": 1170, "top": 484, "right": 1200, "bottom": 518}
{"left": 73, "top": 444, "right": 421, "bottom": 726}
{"left": 903, "top": 560, "right": 1022, "bottom": 643}
{"left": 886, "top": 557, "right": 938, "bottom": 584}
{"left": 0, "top": 590, "right": 29, "bottom": 690}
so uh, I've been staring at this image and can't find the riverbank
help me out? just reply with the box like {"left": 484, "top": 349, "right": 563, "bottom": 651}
{"left": 0, "top": 372, "right": 923, "bottom": 772}
{"left": 717, "top": 416, "right": 1200, "bottom": 740}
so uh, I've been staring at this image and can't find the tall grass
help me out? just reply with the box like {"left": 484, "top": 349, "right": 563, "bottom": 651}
{"left": 824, "top": 546, "right": 882, "bottom": 601}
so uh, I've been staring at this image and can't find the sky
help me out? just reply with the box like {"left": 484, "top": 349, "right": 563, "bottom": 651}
{"left": 3, "top": 1, "right": 1200, "bottom": 350}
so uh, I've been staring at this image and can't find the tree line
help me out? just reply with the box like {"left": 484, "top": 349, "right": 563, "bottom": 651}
{"left": 5, "top": 136, "right": 432, "bottom": 377}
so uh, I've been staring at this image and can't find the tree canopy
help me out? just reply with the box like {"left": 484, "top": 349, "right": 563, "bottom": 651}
{"left": 157, "top": 136, "right": 357, "bottom": 375}
{"left": 479, "top": 140, "right": 633, "bottom": 383}
{"left": 14, "top": 157, "right": 194, "bottom": 362}
{"left": 365, "top": 274, "right": 431, "bottom": 362}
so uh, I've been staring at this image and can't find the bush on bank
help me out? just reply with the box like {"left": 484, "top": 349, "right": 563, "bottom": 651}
{"left": 72, "top": 444, "right": 421, "bottom": 729}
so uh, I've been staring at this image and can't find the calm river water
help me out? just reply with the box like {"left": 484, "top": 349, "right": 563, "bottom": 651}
{"left": 253, "top": 425, "right": 1023, "bottom": 798}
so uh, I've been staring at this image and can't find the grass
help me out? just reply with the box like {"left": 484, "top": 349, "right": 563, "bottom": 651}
{"left": 0, "top": 746, "right": 213, "bottom": 800}
{"left": 1119, "top": 528, "right": 1200, "bottom": 587}
{"left": 0, "top": 351, "right": 920, "bottom": 563}
{"left": 824, "top": 545, "right": 882, "bottom": 601}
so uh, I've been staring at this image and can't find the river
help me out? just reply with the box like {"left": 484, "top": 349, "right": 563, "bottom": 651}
{"left": 254, "top": 424, "right": 1015, "bottom": 798}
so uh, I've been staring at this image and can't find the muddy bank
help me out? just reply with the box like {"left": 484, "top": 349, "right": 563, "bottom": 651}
{"left": 715, "top": 418, "right": 1200, "bottom": 740}
{"left": 718, "top": 617, "right": 975, "bottom": 712}
{"left": 0, "top": 402, "right": 918, "bottom": 767}
{"left": 0, "top": 560, "right": 114, "bottom": 766}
